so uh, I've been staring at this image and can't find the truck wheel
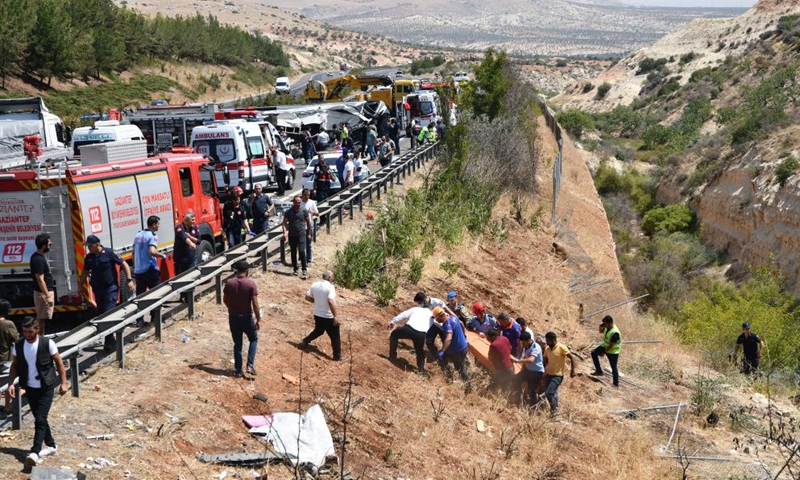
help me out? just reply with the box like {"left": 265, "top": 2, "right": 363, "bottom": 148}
{"left": 197, "top": 240, "right": 214, "bottom": 264}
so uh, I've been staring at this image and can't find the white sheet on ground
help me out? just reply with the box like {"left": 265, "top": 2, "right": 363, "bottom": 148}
{"left": 249, "top": 404, "right": 334, "bottom": 467}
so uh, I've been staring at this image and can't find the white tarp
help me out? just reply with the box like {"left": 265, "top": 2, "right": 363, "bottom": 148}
{"left": 249, "top": 404, "right": 335, "bottom": 468}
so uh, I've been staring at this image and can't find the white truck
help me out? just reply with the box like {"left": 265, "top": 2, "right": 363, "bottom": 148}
{"left": 70, "top": 120, "right": 146, "bottom": 160}
{"left": 190, "top": 118, "right": 295, "bottom": 194}
{"left": 0, "top": 97, "right": 67, "bottom": 170}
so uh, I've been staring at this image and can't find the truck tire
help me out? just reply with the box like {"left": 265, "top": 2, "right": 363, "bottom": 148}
{"left": 197, "top": 240, "right": 214, "bottom": 265}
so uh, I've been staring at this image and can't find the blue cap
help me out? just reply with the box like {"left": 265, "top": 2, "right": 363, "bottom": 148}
{"left": 446, "top": 291, "right": 457, "bottom": 299}
{"left": 742, "top": 322, "right": 751, "bottom": 329}
{"left": 85, "top": 235, "right": 101, "bottom": 246}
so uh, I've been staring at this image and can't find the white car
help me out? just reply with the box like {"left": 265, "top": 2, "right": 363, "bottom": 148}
{"left": 275, "top": 77, "right": 291, "bottom": 94}
{"left": 301, "top": 153, "right": 371, "bottom": 194}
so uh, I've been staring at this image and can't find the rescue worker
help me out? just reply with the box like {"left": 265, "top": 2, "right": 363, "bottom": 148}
{"left": 590, "top": 315, "right": 621, "bottom": 387}
{"left": 250, "top": 184, "right": 275, "bottom": 235}
{"left": 223, "top": 194, "right": 251, "bottom": 247}
{"left": 173, "top": 212, "right": 199, "bottom": 274}
{"left": 432, "top": 306, "right": 470, "bottom": 389}
{"left": 387, "top": 302, "right": 434, "bottom": 375}
{"left": 543, "top": 332, "right": 577, "bottom": 416}
{"left": 80, "top": 235, "right": 133, "bottom": 351}
{"left": 496, "top": 313, "right": 522, "bottom": 357}
{"left": 410, "top": 120, "right": 422, "bottom": 148}
{"left": 282, "top": 195, "right": 312, "bottom": 279}
{"left": 733, "top": 322, "right": 764, "bottom": 375}
{"left": 29, "top": 233, "right": 54, "bottom": 335}
{"left": 467, "top": 302, "right": 497, "bottom": 336}
{"left": 313, "top": 154, "right": 333, "bottom": 201}
{"left": 301, "top": 270, "right": 341, "bottom": 361}
{"left": 427, "top": 122, "right": 437, "bottom": 142}
{"left": 487, "top": 329, "right": 514, "bottom": 391}
{"left": 132, "top": 215, "right": 165, "bottom": 326}
{"left": 417, "top": 123, "right": 430, "bottom": 144}
{"left": 445, "top": 291, "right": 469, "bottom": 328}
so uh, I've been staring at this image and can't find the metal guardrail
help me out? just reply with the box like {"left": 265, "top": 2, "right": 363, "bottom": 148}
{"left": 532, "top": 95, "right": 565, "bottom": 226}
{"left": 2, "top": 141, "right": 441, "bottom": 429}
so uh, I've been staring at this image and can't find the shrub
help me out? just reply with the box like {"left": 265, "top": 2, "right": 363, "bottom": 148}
{"left": 440, "top": 258, "right": 460, "bottom": 277}
{"left": 642, "top": 204, "right": 693, "bottom": 235}
{"left": 407, "top": 257, "right": 424, "bottom": 284}
{"left": 582, "top": 82, "right": 594, "bottom": 93}
{"left": 333, "top": 236, "right": 385, "bottom": 289}
{"left": 636, "top": 57, "right": 668, "bottom": 75}
{"left": 775, "top": 155, "right": 799, "bottom": 186}
{"left": 371, "top": 272, "right": 399, "bottom": 306}
{"left": 556, "top": 110, "right": 594, "bottom": 139}
{"left": 595, "top": 82, "right": 611, "bottom": 100}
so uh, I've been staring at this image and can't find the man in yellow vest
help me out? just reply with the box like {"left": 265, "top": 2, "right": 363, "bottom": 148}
{"left": 590, "top": 315, "right": 621, "bottom": 387}
{"left": 427, "top": 122, "right": 437, "bottom": 142}
{"left": 417, "top": 124, "right": 429, "bottom": 144}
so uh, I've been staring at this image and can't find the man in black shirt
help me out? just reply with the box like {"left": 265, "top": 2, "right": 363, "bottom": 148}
{"left": 30, "top": 233, "right": 54, "bottom": 335}
{"left": 282, "top": 196, "right": 312, "bottom": 279}
{"left": 80, "top": 235, "right": 133, "bottom": 351}
{"left": 313, "top": 154, "right": 333, "bottom": 201}
{"left": 250, "top": 184, "right": 275, "bottom": 235}
{"left": 223, "top": 195, "right": 251, "bottom": 247}
{"left": 733, "top": 322, "right": 764, "bottom": 375}
{"left": 389, "top": 118, "right": 401, "bottom": 155}
{"left": 174, "top": 212, "right": 199, "bottom": 274}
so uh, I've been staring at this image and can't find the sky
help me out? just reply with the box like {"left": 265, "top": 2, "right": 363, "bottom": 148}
{"left": 622, "top": 0, "right": 757, "bottom": 7}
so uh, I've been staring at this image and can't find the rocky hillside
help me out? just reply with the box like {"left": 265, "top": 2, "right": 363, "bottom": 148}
{"left": 555, "top": 0, "right": 800, "bottom": 294}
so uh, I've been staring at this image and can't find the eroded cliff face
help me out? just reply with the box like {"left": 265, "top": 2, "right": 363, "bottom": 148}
{"left": 687, "top": 154, "right": 800, "bottom": 293}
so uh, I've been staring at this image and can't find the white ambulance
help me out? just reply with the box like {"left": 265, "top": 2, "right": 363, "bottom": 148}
{"left": 70, "top": 120, "right": 146, "bottom": 160}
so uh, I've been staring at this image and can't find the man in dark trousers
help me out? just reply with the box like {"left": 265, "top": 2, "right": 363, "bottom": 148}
{"left": 30, "top": 233, "right": 54, "bottom": 334}
{"left": 389, "top": 118, "right": 401, "bottom": 155}
{"left": 174, "top": 212, "right": 199, "bottom": 274}
{"left": 487, "top": 329, "right": 514, "bottom": 391}
{"left": 132, "top": 216, "right": 165, "bottom": 326}
{"left": 301, "top": 270, "right": 341, "bottom": 360}
{"left": 313, "top": 155, "right": 333, "bottom": 201}
{"left": 7, "top": 316, "right": 69, "bottom": 467}
{"left": 250, "top": 184, "right": 275, "bottom": 235}
{"left": 80, "top": 235, "right": 133, "bottom": 351}
{"left": 223, "top": 260, "right": 262, "bottom": 377}
{"left": 282, "top": 195, "right": 312, "bottom": 279}
{"left": 0, "top": 299, "right": 18, "bottom": 416}
{"left": 223, "top": 194, "right": 251, "bottom": 247}
{"left": 590, "top": 315, "right": 621, "bottom": 387}
{"left": 733, "top": 322, "right": 764, "bottom": 375}
{"left": 432, "top": 306, "right": 470, "bottom": 389}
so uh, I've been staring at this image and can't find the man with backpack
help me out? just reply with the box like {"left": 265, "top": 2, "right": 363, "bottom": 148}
{"left": 6, "top": 316, "right": 69, "bottom": 467}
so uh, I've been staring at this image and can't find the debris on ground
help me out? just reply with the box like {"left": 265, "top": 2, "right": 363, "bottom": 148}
{"left": 249, "top": 404, "right": 334, "bottom": 468}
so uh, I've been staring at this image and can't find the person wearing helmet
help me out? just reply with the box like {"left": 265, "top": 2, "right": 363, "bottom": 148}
{"left": 413, "top": 291, "right": 457, "bottom": 362}
{"left": 467, "top": 302, "right": 497, "bottom": 336}
{"left": 432, "top": 306, "right": 470, "bottom": 389}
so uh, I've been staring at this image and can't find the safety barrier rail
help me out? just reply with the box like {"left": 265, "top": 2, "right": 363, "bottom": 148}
{"left": 2, "top": 142, "right": 442, "bottom": 429}
{"left": 531, "top": 94, "right": 565, "bottom": 226}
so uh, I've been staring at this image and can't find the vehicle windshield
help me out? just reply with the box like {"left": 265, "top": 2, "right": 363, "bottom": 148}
{"left": 420, "top": 101, "right": 434, "bottom": 116}
{"left": 193, "top": 139, "right": 236, "bottom": 163}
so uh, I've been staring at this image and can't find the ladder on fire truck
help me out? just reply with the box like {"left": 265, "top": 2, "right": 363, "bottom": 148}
{"left": 36, "top": 157, "right": 73, "bottom": 293}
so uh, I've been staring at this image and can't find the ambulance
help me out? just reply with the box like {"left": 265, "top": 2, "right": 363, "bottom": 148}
{"left": 0, "top": 151, "right": 225, "bottom": 317}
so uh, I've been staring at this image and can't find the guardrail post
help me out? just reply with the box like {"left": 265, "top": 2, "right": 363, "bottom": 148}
{"left": 215, "top": 273, "right": 223, "bottom": 304}
{"left": 11, "top": 389, "right": 22, "bottom": 430}
{"left": 383, "top": 178, "right": 388, "bottom": 194}
{"left": 338, "top": 205, "right": 344, "bottom": 225}
{"left": 358, "top": 193, "right": 363, "bottom": 212}
{"left": 116, "top": 330, "right": 125, "bottom": 369}
{"left": 154, "top": 306, "right": 162, "bottom": 342}
{"left": 389, "top": 171, "right": 395, "bottom": 189}
{"left": 349, "top": 198, "right": 354, "bottom": 220}
{"left": 377, "top": 182, "right": 382, "bottom": 200}
{"left": 280, "top": 238, "right": 286, "bottom": 265}
{"left": 68, "top": 357, "right": 80, "bottom": 398}
{"left": 187, "top": 290, "right": 195, "bottom": 320}
{"left": 367, "top": 186, "right": 373, "bottom": 205}
{"left": 261, "top": 248, "right": 268, "bottom": 272}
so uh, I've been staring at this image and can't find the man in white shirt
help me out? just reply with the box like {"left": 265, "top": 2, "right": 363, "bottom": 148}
{"left": 387, "top": 298, "right": 435, "bottom": 374}
{"left": 7, "top": 316, "right": 69, "bottom": 467}
{"left": 301, "top": 271, "right": 340, "bottom": 361}
{"left": 342, "top": 154, "right": 355, "bottom": 187}
{"left": 352, "top": 151, "right": 364, "bottom": 183}
{"left": 301, "top": 188, "right": 320, "bottom": 264}
{"left": 271, "top": 144, "right": 290, "bottom": 197}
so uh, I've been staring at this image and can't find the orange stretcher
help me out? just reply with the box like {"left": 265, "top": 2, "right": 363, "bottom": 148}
{"left": 465, "top": 331, "right": 522, "bottom": 374}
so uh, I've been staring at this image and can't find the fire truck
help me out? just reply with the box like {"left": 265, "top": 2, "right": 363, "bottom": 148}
{"left": 0, "top": 148, "right": 226, "bottom": 317}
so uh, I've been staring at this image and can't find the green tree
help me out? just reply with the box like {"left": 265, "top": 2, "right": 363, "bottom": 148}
{"left": 26, "top": 0, "right": 74, "bottom": 86}
{"left": 641, "top": 204, "right": 693, "bottom": 235}
{"left": 0, "top": 0, "right": 32, "bottom": 89}
{"left": 557, "top": 110, "right": 594, "bottom": 139}
{"left": 463, "top": 48, "right": 511, "bottom": 122}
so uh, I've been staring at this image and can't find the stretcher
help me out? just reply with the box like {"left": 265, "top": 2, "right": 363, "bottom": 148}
{"left": 465, "top": 331, "right": 522, "bottom": 374}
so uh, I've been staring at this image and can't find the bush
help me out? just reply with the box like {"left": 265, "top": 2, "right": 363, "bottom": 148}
{"left": 407, "top": 257, "right": 424, "bottom": 284}
{"left": 641, "top": 204, "right": 693, "bottom": 236}
{"left": 595, "top": 82, "right": 611, "bottom": 100}
{"left": 556, "top": 110, "right": 594, "bottom": 139}
{"left": 371, "top": 272, "right": 399, "bottom": 306}
{"left": 440, "top": 258, "right": 460, "bottom": 277}
{"left": 582, "top": 82, "right": 595, "bottom": 93}
{"left": 636, "top": 57, "right": 668, "bottom": 75}
{"left": 333, "top": 236, "right": 385, "bottom": 289}
{"left": 775, "top": 155, "right": 799, "bottom": 186}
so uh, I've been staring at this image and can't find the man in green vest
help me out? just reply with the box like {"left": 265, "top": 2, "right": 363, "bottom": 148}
{"left": 427, "top": 122, "right": 437, "bottom": 142}
{"left": 590, "top": 315, "right": 621, "bottom": 387}
{"left": 417, "top": 124, "right": 429, "bottom": 144}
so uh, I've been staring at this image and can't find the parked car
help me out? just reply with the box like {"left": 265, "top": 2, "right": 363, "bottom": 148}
{"left": 275, "top": 77, "right": 291, "bottom": 94}
{"left": 301, "top": 153, "right": 372, "bottom": 194}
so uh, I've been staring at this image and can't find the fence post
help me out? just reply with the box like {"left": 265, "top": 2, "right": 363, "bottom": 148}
{"left": 154, "top": 306, "right": 163, "bottom": 342}
{"left": 187, "top": 289, "right": 195, "bottom": 319}
{"left": 215, "top": 273, "right": 223, "bottom": 304}
{"left": 261, "top": 248, "right": 268, "bottom": 272}
{"left": 116, "top": 330, "right": 125, "bottom": 369}
{"left": 69, "top": 357, "right": 80, "bottom": 397}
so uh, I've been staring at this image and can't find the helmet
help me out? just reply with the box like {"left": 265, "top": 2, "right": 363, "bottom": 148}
{"left": 233, "top": 186, "right": 244, "bottom": 195}
{"left": 472, "top": 302, "right": 485, "bottom": 315}
{"left": 432, "top": 306, "right": 446, "bottom": 318}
